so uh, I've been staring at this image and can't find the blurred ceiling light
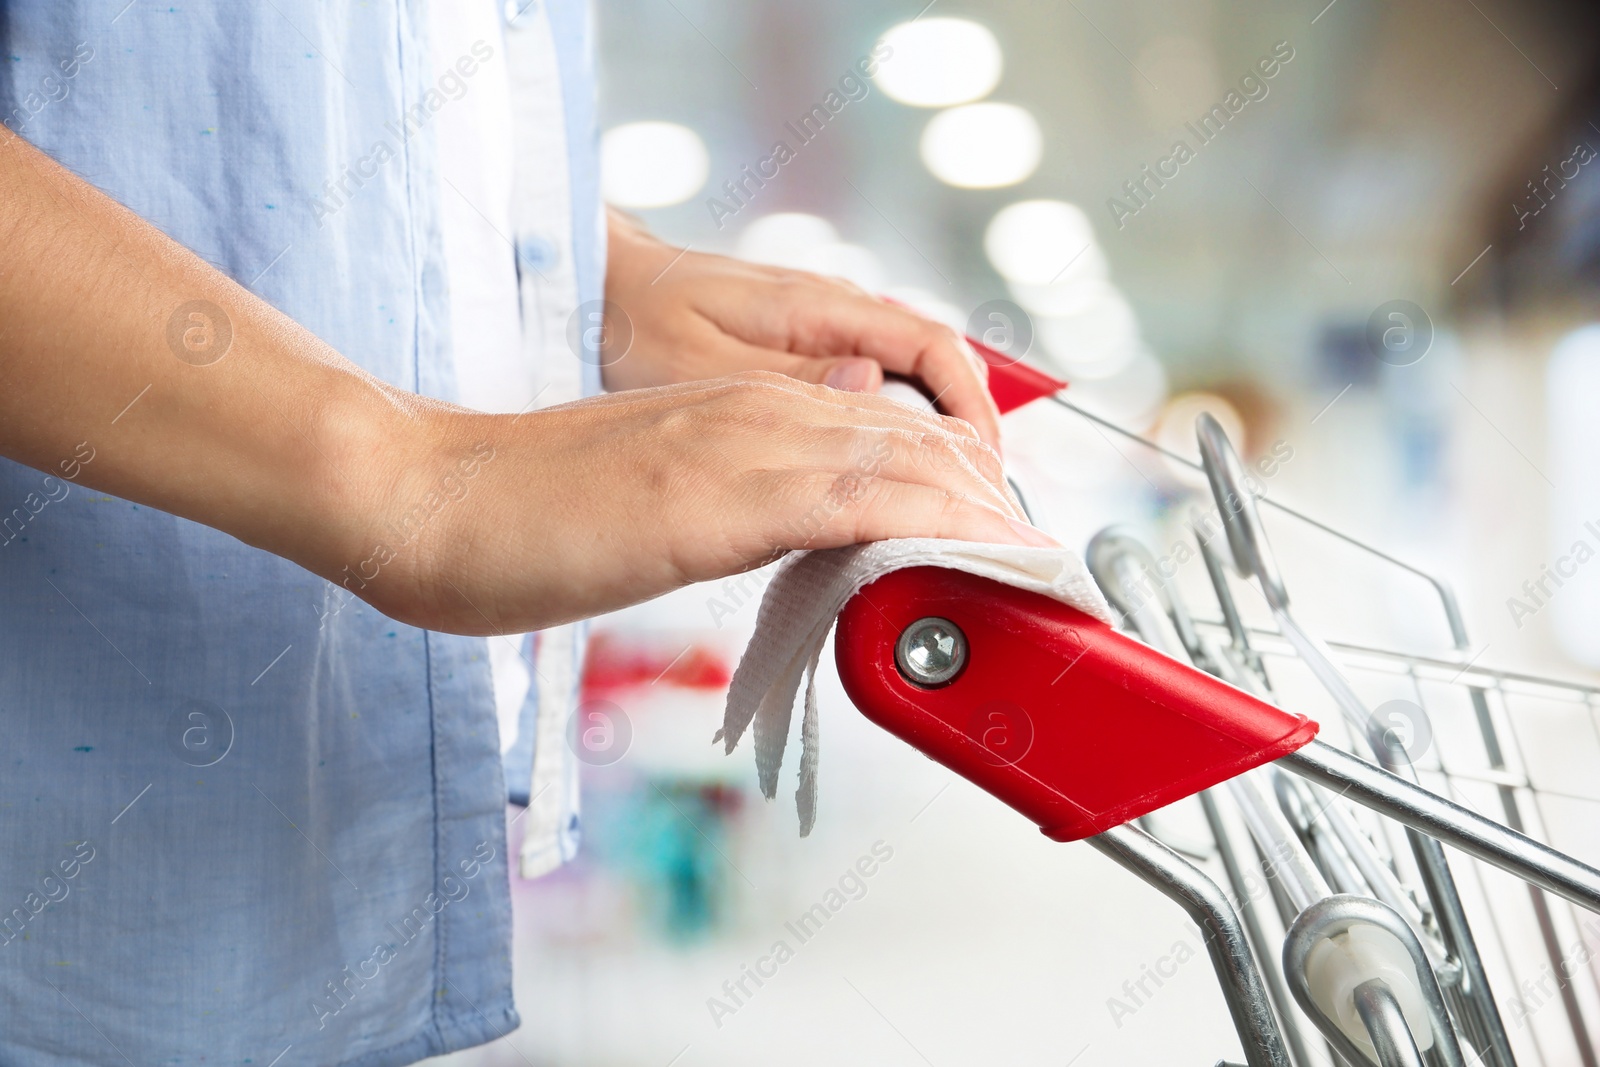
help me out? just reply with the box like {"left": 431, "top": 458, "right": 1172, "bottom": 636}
{"left": 736, "top": 215, "right": 883, "bottom": 289}
{"left": 1007, "top": 266, "right": 1113, "bottom": 319}
{"left": 1156, "top": 392, "right": 1245, "bottom": 487}
{"left": 600, "top": 121, "right": 709, "bottom": 209}
{"left": 1035, "top": 290, "right": 1141, "bottom": 381}
{"left": 874, "top": 18, "right": 1003, "bottom": 108}
{"left": 735, "top": 213, "right": 839, "bottom": 267}
{"left": 919, "top": 102, "right": 1042, "bottom": 189}
{"left": 984, "top": 200, "right": 1099, "bottom": 286}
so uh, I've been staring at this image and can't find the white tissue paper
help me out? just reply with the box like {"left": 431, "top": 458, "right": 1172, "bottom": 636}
{"left": 715, "top": 539, "right": 1114, "bottom": 835}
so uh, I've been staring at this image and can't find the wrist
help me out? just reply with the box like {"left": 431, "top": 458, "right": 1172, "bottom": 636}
{"left": 321, "top": 393, "right": 512, "bottom": 630}
{"left": 238, "top": 365, "right": 417, "bottom": 589}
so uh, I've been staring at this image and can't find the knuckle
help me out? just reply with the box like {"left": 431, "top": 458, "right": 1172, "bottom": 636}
{"left": 651, "top": 403, "right": 699, "bottom": 441}
{"left": 843, "top": 426, "right": 893, "bottom": 471}
{"left": 967, "top": 438, "right": 1003, "bottom": 475}
{"left": 723, "top": 369, "right": 791, "bottom": 392}
{"left": 922, "top": 319, "right": 963, "bottom": 351}
{"left": 774, "top": 471, "right": 858, "bottom": 548}
{"left": 911, "top": 431, "right": 969, "bottom": 476}
{"left": 770, "top": 269, "right": 815, "bottom": 290}
{"left": 693, "top": 379, "right": 748, "bottom": 409}
{"left": 703, "top": 374, "right": 797, "bottom": 426}
{"left": 839, "top": 477, "right": 896, "bottom": 543}
{"left": 938, "top": 414, "right": 981, "bottom": 440}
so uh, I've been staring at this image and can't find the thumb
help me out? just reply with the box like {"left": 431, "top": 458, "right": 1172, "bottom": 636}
{"left": 787, "top": 355, "right": 883, "bottom": 393}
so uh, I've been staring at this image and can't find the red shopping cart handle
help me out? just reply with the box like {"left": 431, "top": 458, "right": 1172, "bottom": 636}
{"left": 835, "top": 567, "right": 1319, "bottom": 841}
{"left": 881, "top": 294, "right": 1067, "bottom": 414}
{"left": 968, "top": 335, "right": 1068, "bottom": 414}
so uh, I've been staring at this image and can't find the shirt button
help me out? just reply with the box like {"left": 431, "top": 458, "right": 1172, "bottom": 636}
{"left": 517, "top": 235, "right": 560, "bottom": 273}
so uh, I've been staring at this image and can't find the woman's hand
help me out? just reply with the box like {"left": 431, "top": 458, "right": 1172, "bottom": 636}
{"left": 601, "top": 211, "right": 1003, "bottom": 451}
{"left": 360, "top": 372, "right": 1047, "bottom": 635}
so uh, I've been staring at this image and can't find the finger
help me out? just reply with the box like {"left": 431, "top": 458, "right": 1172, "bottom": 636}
{"left": 888, "top": 320, "right": 1003, "bottom": 452}
{"left": 767, "top": 475, "right": 1056, "bottom": 552}
{"left": 597, "top": 372, "right": 1008, "bottom": 500}
{"left": 779, "top": 297, "right": 1005, "bottom": 451}
{"left": 717, "top": 344, "right": 887, "bottom": 395}
{"left": 871, "top": 428, "right": 1020, "bottom": 520}
{"left": 855, "top": 482, "right": 1057, "bottom": 547}
{"left": 715, "top": 368, "right": 987, "bottom": 446}
{"left": 727, "top": 401, "right": 1021, "bottom": 523}
{"left": 800, "top": 429, "right": 1021, "bottom": 524}
{"left": 792, "top": 354, "right": 885, "bottom": 393}
{"left": 885, "top": 296, "right": 990, "bottom": 386}
{"left": 953, "top": 330, "right": 989, "bottom": 383}
{"left": 755, "top": 384, "right": 1015, "bottom": 510}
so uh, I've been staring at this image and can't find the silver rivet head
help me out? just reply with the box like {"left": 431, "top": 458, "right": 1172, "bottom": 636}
{"left": 895, "top": 617, "right": 968, "bottom": 688}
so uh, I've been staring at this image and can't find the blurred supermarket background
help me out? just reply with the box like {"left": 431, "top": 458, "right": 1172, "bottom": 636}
{"left": 436, "top": 0, "right": 1600, "bottom": 1063}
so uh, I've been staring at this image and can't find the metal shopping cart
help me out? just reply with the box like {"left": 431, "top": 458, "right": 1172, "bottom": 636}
{"left": 832, "top": 348, "right": 1600, "bottom": 1066}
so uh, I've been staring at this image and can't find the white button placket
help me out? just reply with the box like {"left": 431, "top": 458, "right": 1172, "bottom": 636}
{"left": 503, "top": 0, "right": 587, "bottom": 878}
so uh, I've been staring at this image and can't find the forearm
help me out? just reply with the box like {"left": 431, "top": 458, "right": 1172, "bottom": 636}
{"left": 0, "top": 131, "right": 413, "bottom": 582}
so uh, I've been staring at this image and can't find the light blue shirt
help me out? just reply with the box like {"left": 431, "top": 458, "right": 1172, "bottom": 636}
{"left": 0, "top": 2, "right": 601, "bottom": 1063}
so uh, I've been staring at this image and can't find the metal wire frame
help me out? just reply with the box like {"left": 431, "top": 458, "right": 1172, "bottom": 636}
{"left": 1202, "top": 616, "right": 1600, "bottom": 1067}
{"left": 1092, "top": 525, "right": 1595, "bottom": 1064}
{"left": 1091, "top": 528, "right": 1477, "bottom": 1066}
{"left": 1055, "top": 394, "right": 1600, "bottom": 1065}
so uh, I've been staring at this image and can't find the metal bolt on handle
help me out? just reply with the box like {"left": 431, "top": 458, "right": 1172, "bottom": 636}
{"left": 895, "top": 617, "right": 968, "bottom": 688}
